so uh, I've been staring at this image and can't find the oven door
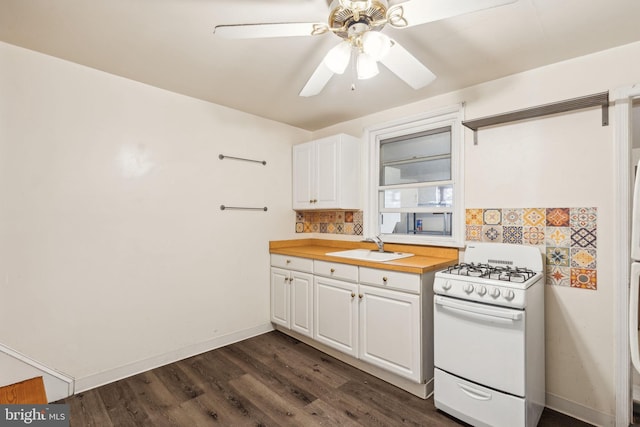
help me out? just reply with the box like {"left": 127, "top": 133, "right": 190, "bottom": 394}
{"left": 434, "top": 295, "right": 526, "bottom": 396}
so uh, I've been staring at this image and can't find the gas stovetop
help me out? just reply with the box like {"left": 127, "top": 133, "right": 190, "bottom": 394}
{"left": 434, "top": 243, "right": 544, "bottom": 308}
{"left": 442, "top": 262, "right": 537, "bottom": 283}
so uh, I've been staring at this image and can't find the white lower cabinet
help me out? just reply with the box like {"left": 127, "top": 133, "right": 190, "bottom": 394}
{"left": 270, "top": 254, "right": 430, "bottom": 392}
{"left": 270, "top": 255, "right": 314, "bottom": 338}
{"left": 314, "top": 276, "right": 358, "bottom": 357}
{"left": 359, "top": 284, "right": 421, "bottom": 381}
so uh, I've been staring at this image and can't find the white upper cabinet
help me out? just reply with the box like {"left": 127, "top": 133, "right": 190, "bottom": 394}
{"left": 292, "top": 134, "right": 361, "bottom": 210}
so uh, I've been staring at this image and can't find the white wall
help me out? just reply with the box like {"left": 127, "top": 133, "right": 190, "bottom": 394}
{"left": 0, "top": 41, "right": 310, "bottom": 389}
{"left": 312, "top": 41, "right": 640, "bottom": 424}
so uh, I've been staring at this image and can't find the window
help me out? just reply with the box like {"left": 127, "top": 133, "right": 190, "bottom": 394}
{"left": 365, "top": 106, "right": 464, "bottom": 247}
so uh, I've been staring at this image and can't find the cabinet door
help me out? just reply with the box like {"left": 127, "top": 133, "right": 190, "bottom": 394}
{"left": 292, "top": 142, "right": 315, "bottom": 210}
{"left": 290, "top": 271, "right": 313, "bottom": 338}
{"left": 315, "top": 137, "right": 339, "bottom": 209}
{"left": 359, "top": 284, "right": 422, "bottom": 382}
{"left": 314, "top": 276, "right": 358, "bottom": 357}
{"left": 270, "top": 267, "right": 290, "bottom": 328}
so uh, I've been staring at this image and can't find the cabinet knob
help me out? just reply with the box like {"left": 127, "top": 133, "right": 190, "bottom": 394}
{"left": 286, "top": 259, "right": 291, "bottom": 264}
{"left": 358, "top": 294, "right": 363, "bottom": 299}
{"left": 330, "top": 268, "right": 335, "bottom": 273}
{"left": 351, "top": 292, "right": 356, "bottom": 298}
{"left": 382, "top": 277, "right": 388, "bottom": 283}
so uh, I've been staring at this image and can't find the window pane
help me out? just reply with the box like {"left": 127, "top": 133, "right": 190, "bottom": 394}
{"left": 380, "top": 127, "right": 451, "bottom": 186}
{"left": 380, "top": 212, "right": 453, "bottom": 236}
{"left": 382, "top": 185, "right": 453, "bottom": 209}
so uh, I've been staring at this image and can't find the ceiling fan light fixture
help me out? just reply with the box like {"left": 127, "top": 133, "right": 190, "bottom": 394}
{"left": 356, "top": 52, "right": 379, "bottom": 80}
{"left": 361, "top": 31, "right": 391, "bottom": 60}
{"left": 324, "top": 41, "right": 352, "bottom": 74}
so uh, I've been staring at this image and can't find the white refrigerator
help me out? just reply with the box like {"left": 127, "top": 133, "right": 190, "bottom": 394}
{"left": 630, "top": 159, "right": 640, "bottom": 373}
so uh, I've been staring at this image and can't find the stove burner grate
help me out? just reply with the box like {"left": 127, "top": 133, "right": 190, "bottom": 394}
{"left": 443, "top": 262, "right": 535, "bottom": 283}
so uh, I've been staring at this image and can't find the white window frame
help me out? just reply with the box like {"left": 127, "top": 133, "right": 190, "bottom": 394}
{"left": 364, "top": 104, "right": 465, "bottom": 247}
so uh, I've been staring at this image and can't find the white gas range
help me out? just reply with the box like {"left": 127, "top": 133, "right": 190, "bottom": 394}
{"left": 432, "top": 243, "right": 545, "bottom": 427}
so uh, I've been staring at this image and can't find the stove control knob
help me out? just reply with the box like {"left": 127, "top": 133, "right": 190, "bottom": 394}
{"left": 463, "top": 284, "right": 474, "bottom": 294}
{"left": 476, "top": 285, "right": 486, "bottom": 296}
{"left": 442, "top": 281, "right": 452, "bottom": 291}
{"left": 503, "top": 289, "right": 515, "bottom": 301}
{"left": 489, "top": 287, "right": 501, "bottom": 298}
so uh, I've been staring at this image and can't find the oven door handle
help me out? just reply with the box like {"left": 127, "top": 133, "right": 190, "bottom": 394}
{"left": 435, "top": 296, "right": 523, "bottom": 322}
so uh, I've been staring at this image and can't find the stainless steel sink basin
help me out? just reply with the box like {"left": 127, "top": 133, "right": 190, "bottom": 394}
{"left": 325, "top": 249, "right": 414, "bottom": 262}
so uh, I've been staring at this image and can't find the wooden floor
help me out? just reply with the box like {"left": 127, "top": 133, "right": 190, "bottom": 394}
{"left": 0, "top": 376, "right": 48, "bottom": 404}
{"left": 59, "top": 331, "right": 593, "bottom": 426}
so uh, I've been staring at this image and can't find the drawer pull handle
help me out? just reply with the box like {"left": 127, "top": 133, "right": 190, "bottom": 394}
{"left": 382, "top": 277, "right": 388, "bottom": 282}
{"left": 330, "top": 268, "right": 335, "bottom": 273}
{"left": 286, "top": 259, "right": 291, "bottom": 264}
{"left": 351, "top": 292, "right": 356, "bottom": 298}
{"left": 358, "top": 294, "right": 363, "bottom": 299}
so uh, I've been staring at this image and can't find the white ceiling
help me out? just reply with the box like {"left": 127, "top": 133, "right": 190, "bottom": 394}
{"left": 1, "top": 0, "right": 640, "bottom": 131}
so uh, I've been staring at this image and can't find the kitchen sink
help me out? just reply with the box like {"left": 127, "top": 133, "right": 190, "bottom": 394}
{"left": 325, "top": 249, "right": 414, "bottom": 262}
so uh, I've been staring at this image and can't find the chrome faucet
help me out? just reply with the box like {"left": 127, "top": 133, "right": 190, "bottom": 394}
{"left": 365, "top": 235, "right": 385, "bottom": 252}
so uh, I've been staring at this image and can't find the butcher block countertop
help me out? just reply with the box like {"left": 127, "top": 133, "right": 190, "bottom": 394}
{"left": 270, "top": 239, "right": 460, "bottom": 274}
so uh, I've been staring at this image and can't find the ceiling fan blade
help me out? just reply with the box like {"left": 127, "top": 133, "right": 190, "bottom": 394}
{"left": 214, "top": 22, "right": 325, "bottom": 39}
{"left": 379, "top": 40, "right": 436, "bottom": 90}
{"left": 390, "top": 0, "right": 517, "bottom": 28}
{"left": 299, "top": 61, "right": 335, "bottom": 97}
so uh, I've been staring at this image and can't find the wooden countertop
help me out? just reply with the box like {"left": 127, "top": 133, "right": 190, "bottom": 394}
{"left": 269, "top": 239, "right": 460, "bottom": 274}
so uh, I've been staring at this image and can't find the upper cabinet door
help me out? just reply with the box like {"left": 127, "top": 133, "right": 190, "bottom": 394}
{"left": 292, "top": 142, "right": 315, "bottom": 210}
{"left": 292, "top": 134, "right": 361, "bottom": 211}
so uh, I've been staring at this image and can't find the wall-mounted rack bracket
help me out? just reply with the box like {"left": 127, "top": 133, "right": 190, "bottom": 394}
{"left": 219, "top": 154, "right": 266, "bottom": 165}
{"left": 462, "top": 91, "right": 610, "bottom": 145}
{"left": 220, "top": 205, "right": 268, "bottom": 212}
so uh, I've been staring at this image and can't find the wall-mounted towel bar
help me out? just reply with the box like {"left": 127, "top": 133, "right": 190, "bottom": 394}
{"left": 220, "top": 205, "right": 268, "bottom": 212}
{"left": 219, "top": 154, "right": 266, "bottom": 165}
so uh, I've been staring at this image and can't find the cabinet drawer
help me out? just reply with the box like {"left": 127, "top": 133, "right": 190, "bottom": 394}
{"left": 270, "top": 254, "right": 313, "bottom": 273}
{"left": 359, "top": 267, "right": 420, "bottom": 294}
{"left": 314, "top": 260, "right": 358, "bottom": 282}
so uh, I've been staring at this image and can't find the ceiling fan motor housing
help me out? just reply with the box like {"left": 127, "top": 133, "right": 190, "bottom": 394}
{"left": 329, "top": 0, "right": 388, "bottom": 39}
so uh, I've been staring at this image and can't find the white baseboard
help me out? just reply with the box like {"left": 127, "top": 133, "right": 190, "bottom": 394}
{"left": 0, "top": 343, "right": 74, "bottom": 402}
{"left": 74, "top": 323, "right": 273, "bottom": 394}
{"left": 546, "top": 391, "right": 615, "bottom": 427}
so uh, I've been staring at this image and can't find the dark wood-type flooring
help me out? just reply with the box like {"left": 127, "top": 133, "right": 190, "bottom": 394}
{"left": 59, "top": 331, "right": 593, "bottom": 426}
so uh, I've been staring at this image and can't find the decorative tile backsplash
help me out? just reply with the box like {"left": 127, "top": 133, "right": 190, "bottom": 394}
{"left": 295, "top": 210, "right": 363, "bottom": 236}
{"left": 466, "top": 207, "right": 598, "bottom": 290}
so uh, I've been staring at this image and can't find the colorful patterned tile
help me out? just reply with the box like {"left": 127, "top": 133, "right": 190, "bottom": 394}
{"left": 483, "top": 209, "right": 502, "bottom": 225}
{"left": 502, "top": 209, "right": 524, "bottom": 226}
{"left": 304, "top": 222, "right": 312, "bottom": 233}
{"left": 319, "top": 223, "right": 328, "bottom": 233}
{"left": 482, "top": 226, "right": 503, "bottom": 243}
{"left": 570, "top": 268, "right": 597, "bottom": 290}
{"left": 570, "top": 248, "right": 597, "bottom": 269}
{"left": 466, "top": 209, "right": 484, "bottom": 225}
{"left": 335, "top": 223, "right": 344, "bottom": 234}
{"left": 345, "top": 211, "right": 354, "bottom": 223}
{"left": 523, "top": 208, "right": 546, "bottom": 227}
{"left": 353, "top": 211, "right": 363, "bottom": 223}
{"left": 344, "top": 223, "right": 354, "bottom": 235}
{"left": 336, "top": 211, "right": 345, "bottom": 223}
{"left": 327, "top": 223, "right": 336, "bottom": 234}
{"left": 466, "top": 225, "right": 482, "bottom": 242}
{"left": 503, "top": 226, "right": 523, "bottom": 244}
{"left": 546, "top": 208, "right": 570, "bottom": 227}
{"left": 546, "top": 266, "right": 571, "bottom": 287}
{"left": 546, "top": 247, "right": 570, "bottom": 267}
{"left": 523, "top": 226, "right": 545, "bottom": 245}
{"left": 571, "top": 227, "right": 597, "bottom": 248}
{"left": 296, "top": 211, "right": 304, "bottom": 221}
{"left": 545, "top": 227, "right": 571, "bottom": 247}
{"left": 296, "top": 222, "right": 304, "bottom": 233}
{"left": 354, "top": 223, "right": 363, "bottom": 236}
{"left": 570, "top": 207, "right": 597, "bottom": 229}
{"left": 312, "top": 223, "right": 319, "bottom": 233}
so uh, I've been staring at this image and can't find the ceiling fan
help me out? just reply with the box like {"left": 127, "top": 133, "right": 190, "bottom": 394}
{"left": 214, "top": 0, "right": 517, "bottom": 97}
